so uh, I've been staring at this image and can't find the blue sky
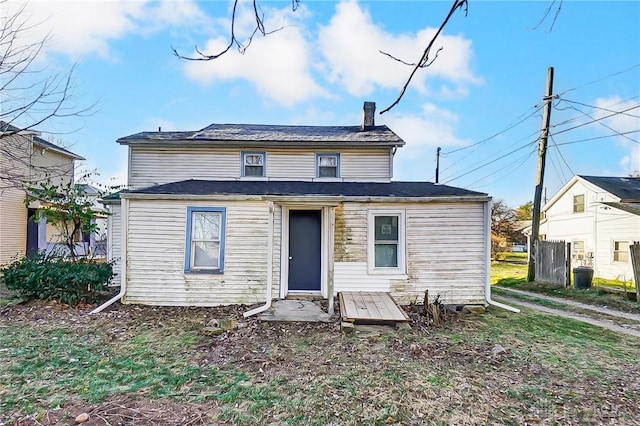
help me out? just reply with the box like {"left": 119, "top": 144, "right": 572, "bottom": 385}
{"left": 5, "top": 0, "right": 640, "bottom": 207}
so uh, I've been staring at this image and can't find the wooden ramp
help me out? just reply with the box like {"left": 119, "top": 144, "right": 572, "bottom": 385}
{"left": 340, "top": 292, "right": 409, "bottom": 324}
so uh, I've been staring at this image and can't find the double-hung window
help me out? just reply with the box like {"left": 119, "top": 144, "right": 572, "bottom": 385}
{"left": 316, "top": 153, "right": 339, "bottom": 178}
{"left": 573, "top": 194, "right": 585, "bottom": 213}
{"left": 242, "top": 152, "right": 265, "bottom": 177}
{"left": 368, "top": 210, "right": 406, "bottom": 274}
{"left": 185, "top": 207, "right": 226, "bottom": 273}
{"left": 613, "top": 241, "right": 629, "bottom": 263}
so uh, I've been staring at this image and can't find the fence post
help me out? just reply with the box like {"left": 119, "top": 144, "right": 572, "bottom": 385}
{"left": 565, "top": 242, "right": 572, "bottom": 288}
{"left": 630, "top": 242, "right": 640, "bottom": 303}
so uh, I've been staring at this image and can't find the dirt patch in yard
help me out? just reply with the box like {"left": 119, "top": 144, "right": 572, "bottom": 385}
{"left": 2, "top": 300, "right": 640, "bottom": 425}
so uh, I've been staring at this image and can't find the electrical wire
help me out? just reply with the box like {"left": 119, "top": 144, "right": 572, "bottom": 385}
{"left": 549, "top": 135, "right": 575, "bottom": 177}
{"left": 555, "top": 63, "right": 640, "bottom": 97}
{"left": 549, "top": 104, "right": 640, "bottom": 139}
{"left": 553, "top": 130, "right": 640, "bottom": 147}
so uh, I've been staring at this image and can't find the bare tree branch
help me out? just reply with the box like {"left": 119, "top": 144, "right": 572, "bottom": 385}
{"left": 0, "top": 0, "right": 94, "bottom": 192}
{"left": 172, "top": 0, "right": 299, "bottom": 61}
{"left": 530, "top": 0, "right": 563, "bottom": 33}
{"left": 379, "top": 0, "right": 468, "bottom": 115}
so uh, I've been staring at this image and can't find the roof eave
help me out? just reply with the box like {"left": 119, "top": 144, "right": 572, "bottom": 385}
{"left": 117, "top": 139, "right": 405, "bottom": 148}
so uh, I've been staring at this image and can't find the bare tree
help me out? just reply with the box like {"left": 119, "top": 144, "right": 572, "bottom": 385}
{"left": 173, "top": 0, "right": 562, "bottom": 114}
{"left": 0, "top": 1, "right": 90, "bottom": 191}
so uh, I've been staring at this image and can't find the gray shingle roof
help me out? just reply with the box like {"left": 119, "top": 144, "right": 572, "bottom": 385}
{"left": 580, "top": 176, "right": 640, "bottom": 202}
{"left": 117, "top": 124, "right": 405, "bottom": 147}
{"left": 0, "top": 121, "right": 84, "bottom": 160}
{"left": 602, "top": 202, "right": 640, "bottom": 216}
{"left": 123, "top": 179, "right": 487, "bottom": 199}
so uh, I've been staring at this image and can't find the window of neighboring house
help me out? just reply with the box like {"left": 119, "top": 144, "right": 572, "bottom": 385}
{"left": 184, "top": 207, "right": 226, "bottom": 273}
{"left": 242, "top": 152, "right": 265, "bottom": 177}
{"left": 316, "top": 153, "right": 339, "bottom": 178}
{"left": 613, "top": 241, "right": 629, "bottom": 263}
{"left": 368, "top": 210, "right": 406, "bottom": 274}
{"left": 573, "top": 194, "right": 585, "bottom": 213}
{"left": 572, "top": 240, "right": 585, "bottom": 260}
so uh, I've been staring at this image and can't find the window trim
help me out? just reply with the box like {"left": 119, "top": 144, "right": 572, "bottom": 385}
{"left": 184, "top": 206, "right": 226, "bottom": 273}
{"left": 573, "top": 194, "right": 585, "bottom": 213}
{"left": 315, "top": 153, "right": 340, "bottom": 178}
{"left": 367, "top": 209, "right": 406, "bottom": 275}
{"left": 241, "top": 151, "right": 266, "bottom": 178}
{"left": 613, "top": 240, "right": 629, "bottom": 263}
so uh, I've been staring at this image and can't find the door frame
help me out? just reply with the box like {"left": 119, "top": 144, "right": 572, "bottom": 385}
{"left": 280, "top": 205, "right": 331, "bottom": 299}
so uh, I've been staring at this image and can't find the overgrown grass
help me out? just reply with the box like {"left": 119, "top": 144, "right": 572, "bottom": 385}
{"left": 2, "top": 305, "right": 640, "bottom": 425}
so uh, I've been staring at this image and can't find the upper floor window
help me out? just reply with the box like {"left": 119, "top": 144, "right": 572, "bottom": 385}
{"left": 242, "top": 152, "right": 265, "bottom": 177}
{"left": 184, "top": 207, "right": 226, "bottom": 273}
{"left": 316, "top": 153, "right": 340, "bottom": 178}
{"left": 613, "top": 241, "right": 629, "bottom": 263}
{"left": 573, "top": 194, "right": 585, "bottom": 213}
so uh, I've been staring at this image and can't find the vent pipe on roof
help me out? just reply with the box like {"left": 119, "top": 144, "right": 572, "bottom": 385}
{"left": 362, "top": 102, "right": 375, "bottom": 130}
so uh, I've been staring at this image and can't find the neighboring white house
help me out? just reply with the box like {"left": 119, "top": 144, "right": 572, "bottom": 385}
{"left": 103, "top": 103, "right": 492, "bottom": 308}
{"left": 0, "top": 122, "right": 85, "bottom": 265}
{"left": 530, "top": 175, "right": 640, "bottom": 282}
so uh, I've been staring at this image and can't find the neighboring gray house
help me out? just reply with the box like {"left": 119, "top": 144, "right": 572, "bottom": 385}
{"left": 103, "top": 104, "right": 493, "bottom": 309}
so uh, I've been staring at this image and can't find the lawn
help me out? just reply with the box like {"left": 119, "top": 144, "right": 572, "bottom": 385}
{"left": 1, "top": 302, "right": 639, "bottom": 425}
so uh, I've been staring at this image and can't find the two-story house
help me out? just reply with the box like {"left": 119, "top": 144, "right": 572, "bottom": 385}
{"left": 101, "top": 103, "right": 493, "bottom": 311}
{"left": 0, "top": 122, "right": 84, "bottom": 265}
{"left": 533, "top": 175, "right": 640, "bottom": 282}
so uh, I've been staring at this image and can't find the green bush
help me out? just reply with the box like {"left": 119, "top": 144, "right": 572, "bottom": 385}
{"left": 1, "top": 252, "right": 113, "bottom": 306}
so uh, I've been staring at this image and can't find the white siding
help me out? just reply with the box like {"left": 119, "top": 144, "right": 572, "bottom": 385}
{"left": 334, "top": 202, "right": 487, "bottom": 305}
{"left": 340, "top": 150, "right": 391, "bottom": 181}
{"left": 123, "top": 199, "right": 281, "bottom": 306}
{"left": 128, "top": 147, "right": 392, "bottom": 188}
{"left": 107, "top": 203, "right": 122, "bottom": 286}
{"left": 541, "top": 178, "right": 639, "bottom": 280}
{"left": 594, "top": 208, "right": 639, "bottom": 281}
{"left": 129, "top": 148, "right": 239, "bottom": 188}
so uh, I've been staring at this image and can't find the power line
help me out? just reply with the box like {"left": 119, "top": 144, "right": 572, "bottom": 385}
{"left": 549, "top": 104, "right": 640, "bottom": 139}
{"left": 442, "top": 104, "right": 543, "bottom": 156}
{"left": 443, "top": 138, "right": 538, "bottom": 184}
{"left": 553, "top": 130, "right": 640, "bottom": 147}
{"left": 560, "top": 102, "right": 639, "bottom": 144}
{"left": 559, "top": 97, "right": 640, "bottom": 119}
{"left": 556, "top": 63, "right": 640, "bottom": 97}
{"left": 549, "top": 135, "right": 575, "bottom": 177}
{"left": 469, "top": 148, "right": 537, "bottom": 190}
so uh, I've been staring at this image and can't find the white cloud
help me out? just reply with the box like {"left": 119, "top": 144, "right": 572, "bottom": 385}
{"left": 182, "top": 2, "right": 327, "bottom": 106}
{"left": 3, "top": 0, "right": 207, "bottom": 60}
{"left": 317, "top": 0, "right": 480, "bottom": 97}
{"left": 382, "top": 103, "right": 471, "bottom": 181}
{"left": 593, "top": 96, "right": 640, "bottom": 174}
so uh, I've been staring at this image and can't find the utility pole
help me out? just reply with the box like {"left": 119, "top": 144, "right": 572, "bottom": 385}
{"left": 527, "top": 66, "right": 554, "bottom": 282}
{"left": 435, "top": 147, "right": 441, "bottom": 183}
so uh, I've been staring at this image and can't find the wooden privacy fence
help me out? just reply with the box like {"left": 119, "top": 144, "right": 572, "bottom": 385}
{"left": 535, "top": 240, "right": 571, "bottom": 287}
{"left": 630, "top": 241, "right": 640, "bottom": 302}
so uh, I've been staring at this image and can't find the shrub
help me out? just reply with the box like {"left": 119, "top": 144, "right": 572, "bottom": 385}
{"left": 1, "top": 252, "right": 113, "bottom": 306}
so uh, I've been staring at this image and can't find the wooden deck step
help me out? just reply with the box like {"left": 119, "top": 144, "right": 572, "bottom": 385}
{"left": 339, "top": 291, "right": 409, "bottom": 324}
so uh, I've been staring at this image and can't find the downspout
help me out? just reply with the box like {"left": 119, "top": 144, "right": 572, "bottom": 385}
{"left": 244, "top": 201, "right": 275, "bottom": 318}
{"left": 484, "top": 199, "right": 520, "bottom": 313}
{"left": 90, "top": 199, "right": 128, "bottom": 314}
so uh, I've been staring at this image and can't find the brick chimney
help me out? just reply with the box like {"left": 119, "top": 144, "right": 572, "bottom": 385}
{"left": 362, "top": 102, "right": 376, "bottom": 130}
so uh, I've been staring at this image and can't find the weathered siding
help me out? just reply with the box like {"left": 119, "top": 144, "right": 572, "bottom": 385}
{"left": 340, "top": 150, "right": 391, "bottom": 181}
{"left": 129, "top": 148, "right": 239, "bottom": 188}
{"left": 334, "top": 202, "right": 487, "bottom": 305}
{"left": 128, "top": 147, "right": 392, "bottom": 188}
{"left": 107, "top": 203, "right": 122, "bottom": 286}
{"left": 123, "top": 199, "right": 281, "bottom": 306}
